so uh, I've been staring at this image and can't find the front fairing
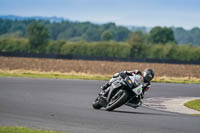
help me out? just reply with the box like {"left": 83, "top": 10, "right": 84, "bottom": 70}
{"left": 124, "top": 76, "right": 144, "bottom": 96}
{"left": 124, "top": 76, "right": 134, "bottom": 89}
{"left": 132, "top": 84, "right": 143, "bottom": 95}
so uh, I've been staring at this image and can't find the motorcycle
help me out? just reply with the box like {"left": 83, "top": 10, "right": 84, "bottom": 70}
{"left": 92, "top": 75, "right": 144, "bottom": 111}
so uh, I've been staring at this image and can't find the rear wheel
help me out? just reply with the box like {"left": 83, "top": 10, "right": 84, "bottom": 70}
{"left": 106, "top": 90, "right": 129, "bottom": 111}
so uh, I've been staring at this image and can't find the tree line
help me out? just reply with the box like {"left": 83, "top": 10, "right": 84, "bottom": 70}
{"left": 0, "top": 19, "right": 200, "bottom": 45}
{"left": 0, "top": 19, "right": 130, "bottom": 42}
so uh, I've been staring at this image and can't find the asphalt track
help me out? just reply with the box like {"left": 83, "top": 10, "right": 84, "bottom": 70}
{"left": 0, "top": 77, "right": 200, "bottom": 133}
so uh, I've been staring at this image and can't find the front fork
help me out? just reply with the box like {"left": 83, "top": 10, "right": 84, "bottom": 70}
{"left": 99, "top": 85, "right": 122, "bottom": 107}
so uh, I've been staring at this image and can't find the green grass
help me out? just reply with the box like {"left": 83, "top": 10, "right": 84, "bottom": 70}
{"left": 184, "top": 99, "right": 200, "bottom": 112}
{"left": 0, "top": 71, "right": 110, "bottom": 81}
{"left": 153, "top": 77, "right": 200, "bottom": 84}
{"left": 0, "top": 126, "right": 64, "bottom": 133}
{"left": 192, "top": 114, "right": 200, "bottom": 117}
{"left": 0, "top": 71, "right": 200, "bottom": 84}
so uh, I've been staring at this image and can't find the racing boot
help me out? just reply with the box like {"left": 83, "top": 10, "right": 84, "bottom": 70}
{"left": 100, "top": 82, "right": 111, "bottom": 100}
{"left": 126, "top": 96, "right": 142, "bottom": 108}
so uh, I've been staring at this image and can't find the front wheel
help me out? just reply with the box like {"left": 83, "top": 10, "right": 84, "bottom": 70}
{"left": 106, "top": 90, "right": 129, "bottom": 111}
{"left": 92, "top": 97, "right": 103, "bottom": 109}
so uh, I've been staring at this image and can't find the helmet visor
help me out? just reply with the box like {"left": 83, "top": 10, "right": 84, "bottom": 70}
{"left": 144, "top": 72, "right": 153, "bottom": 82}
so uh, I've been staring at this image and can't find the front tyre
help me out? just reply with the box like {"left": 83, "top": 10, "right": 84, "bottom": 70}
{"left": 106, "top": 90, "right": 129, "bottom": 111}
{"left": 92, "top": 97, "right": 103, "bottom": 109}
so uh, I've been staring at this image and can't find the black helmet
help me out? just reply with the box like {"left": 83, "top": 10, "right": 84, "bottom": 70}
{"left": 143, "top": 68, "right": 154, "bottom": 82}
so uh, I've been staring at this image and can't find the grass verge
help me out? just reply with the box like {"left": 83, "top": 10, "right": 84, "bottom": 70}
{"left": 0, "top": 69, "right": 200, "bottom": 84}
{"left": 184, "top": 99, "right": 200, "bottom": 116}
{"left": 153, "top": 76, "right": 200, "bottom": 84}
{"left": 0, "top": 126, "right": 64, "bottom": 133}
{"left": 192, "top": 114, "right": 200, "bottom": 117}
{"left": 184, "top": 99, "right": 200, "bottom": 112}
{"left": 0, "top": 70, "right": 111, "bottom": 80}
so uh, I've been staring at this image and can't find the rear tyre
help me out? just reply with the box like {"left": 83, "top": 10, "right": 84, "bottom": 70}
{"left": 106, "top": 90, "right": 129, "bottom": 111}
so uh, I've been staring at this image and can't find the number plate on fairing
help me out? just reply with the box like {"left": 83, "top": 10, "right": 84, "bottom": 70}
{"left": 132, "top": 84, "right": 143, "bottom": 95}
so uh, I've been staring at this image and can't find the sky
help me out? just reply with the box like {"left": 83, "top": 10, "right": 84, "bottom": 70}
{"left": 0, "top": 0, "right": 200, "bottom": 29}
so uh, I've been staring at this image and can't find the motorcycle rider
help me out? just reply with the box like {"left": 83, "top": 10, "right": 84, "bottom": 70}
{"left": 101, "top": 68, "right": 154, "bottom": 107}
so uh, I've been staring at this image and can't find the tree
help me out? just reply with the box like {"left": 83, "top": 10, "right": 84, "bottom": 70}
{"left": 115, "top": 26, "right": 130, "bottom": 41}
{"left": 173, "top": 27, "right": 191, "bottom": 44}
{"left": 149, "top": 26, "right": 176, "bottom": 44}
{"left": 101, "top": 30, "right": 113, "bottom": 41}
{"left": 128, "top": 31, "right": 146, "bottom": 44}
{"left": 83, "top": 26, "right": 100, "bottom": 41}
{"left": 27, "top": 22, "right": 49, "bottom": 48}
{"left": 0, "top": 19, "right": 11, "bottom": 35}
{"left": 128, "top": 31, "right": 146, "bottom": 57}
{"left": 190, "top": 27, "right": 200, "bottom": 45}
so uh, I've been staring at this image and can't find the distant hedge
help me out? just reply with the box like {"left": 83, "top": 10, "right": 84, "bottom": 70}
{"left": 0, "top": 38, "right": 30, "bottom": 53}
{"left": 60, "top": 41, "right": 131, "bottom": 58}
{"left": 146, "top": 44, "right": 200, "bottom": 61}
{"left": 0, "top": 37, "right": 200, "bottom": 62}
